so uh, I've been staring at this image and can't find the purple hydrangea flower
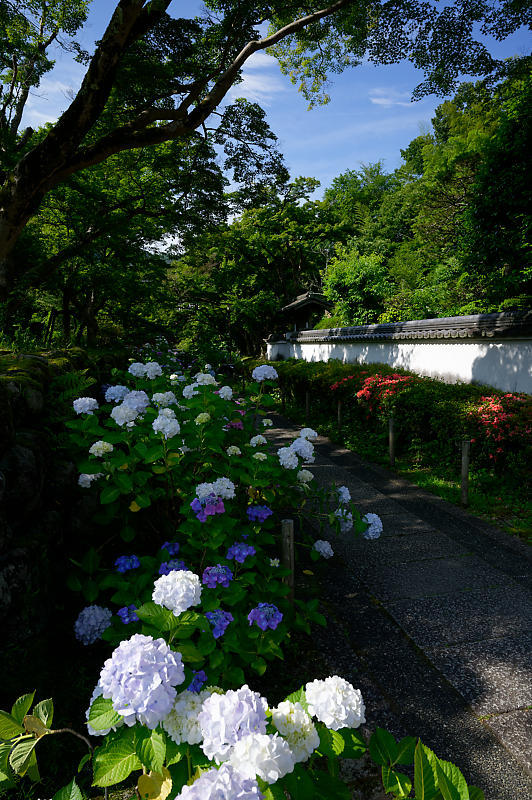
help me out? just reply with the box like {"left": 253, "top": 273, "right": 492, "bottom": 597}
{"left": 114, "top": 555, "right": 141, "bottom": 573}
{"left": 117, "top": 605, "right": 139, "bottom": 624}
{"left": 159, "top": 559, "right": 187, "bottom": 575}
{"left": 161, "top": 541, "right": 180, "bottom": 556}
{"left": 177, "top": 763, "right": 263, "bottom": 799}
{"left": 248, "top": 603, "right": 283, "bottom": 631}
{"left": 74, "top": 605, "right": 112, "bottom": 645}
{"left": 247, "top": 505, "right": 273, "bottom": 523}
{"left": 190, "top": 494, "right": 225, "bottom": 523}
{"left": 226, "top": 542, "right": 256, "bottom": 563}
{"left": 99, "top": 633, "right": 185, "bottom": 729}
{"left": 202, "top": 564, "right": 233, "bottom": 588}
{"left": 205, "top": 609, "right": 234, "bottom": 638}
{"left": 188, "top": 670, "right": 208, "bottom": 693}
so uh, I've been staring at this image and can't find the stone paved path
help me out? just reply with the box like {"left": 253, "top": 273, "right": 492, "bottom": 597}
{"left": 269, "top": 414, "right": 532, "bottom": 800}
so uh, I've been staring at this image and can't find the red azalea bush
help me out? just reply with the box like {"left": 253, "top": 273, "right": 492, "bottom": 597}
{"left": 466, "top": 393, "right": 532, "bottom": 468}
{"left": 355, "top": 373, "right": 416, "bottom": 416}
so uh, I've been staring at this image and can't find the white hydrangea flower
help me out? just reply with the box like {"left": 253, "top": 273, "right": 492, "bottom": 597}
{"left": 297, "top": 469, "right": 314, "bottom": 483}
{"left": 122, "top": 390, "right": 150, "bottom": 412}
{"left": 153, "top": 411, "right": 181, "bottom": 439}
{"left": 162, "top": 688, "right": 215, "bottom": 745}
{"left": 249, "top": 434, "right": 267, "bottom": 447}
{"left": 218, "top": 385, "right": 233, "bottom": 400}
{"left": 152, "top": 391, "right": 177, "bottom": 407}
{"left": 195, "top": 412, "right": 211, "bottom": 425}
{"left": 78, "top": 472, "right": 103, "bottom": 488}
{"left": 194, "top": 372, "right": 217, "bottom": 386}
{"left": 252, "top": 365, "right": 278, "bottom": 382}
{"left": 73, "top": 397, "right": 99, "bottom": 415}
{"left": 271, "top": 701, "right": 320, "bottom": 763}
{"left": 337, "top": 486, "right": 351, "bottom": 504}
{"left": 313, "top": 540, "right": 334, "bottom": 559}
{"left": 278, "top": 446, "right": 299, "bottom": 470}
{"left": 299, "top": 427, "right": 318, "bottom": 440}
{"left": 305, "top": 677, "right": 365, "bottom": 730}
{"left": 152, "top": 570, "right": 202, "bottom": 616}
{"left": 104, "top": 385, "right": 129, "bottom": 403}
{"left": 252, "top": 452, "right": 267, "bottom": 461}
{"left": 229, "top": 732, "right": 295, "bottom": 784}
{"left": 145, "top": 361, "right": 163, "bottom": 379}
{"left": 89, "top": 441, "right": 114, "bottom": 458}
{"left": 289, "top": 437, "right": 315, "bottom": 463}
{"left": 183, "top": 383, "right": 199, "bottom": 399}
{"left": 362, "top": 512, "right": 383, "bottom": 540}
{"left": 212, "top": 477, "right": 235, "bottom": 499}
{"left": 334, "top": 508, "right": 353, "bottom": 533}
{"left": 195, "top": 482, "right": 215, "bottom": 499}
{"left": 262, "top": 418, "right": 273, "bottom": 427}
{"left": 128, "top": 362, "right": 146, "bottom": 377}
{"left": 198, "top": 686, "right": 268, "bottom": 762}
{"left": 227, "top": 446, "right": 241, "bottom": 457}
{"left": 111, "top": 403, "right": 139, "bottom": 427}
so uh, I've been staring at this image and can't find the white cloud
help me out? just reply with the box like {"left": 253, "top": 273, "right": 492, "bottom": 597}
{"left": 368, "top": 88, "right": 413, "bottom": 107}
{"left": 21, "top": 66, "right": 85, "bottom": 129}
{"left": 227, "top": 70, "right": 287, "bottom": 105}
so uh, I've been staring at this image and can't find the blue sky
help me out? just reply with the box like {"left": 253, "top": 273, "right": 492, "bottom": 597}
{"left": 23, "top": 1, "right": 531, "bottom": 199}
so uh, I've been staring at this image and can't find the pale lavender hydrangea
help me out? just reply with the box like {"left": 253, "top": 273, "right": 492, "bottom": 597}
{"left": 337, "top": 486, "right": 351, "bottom": 504}
{"left": 289, "top": 437, "right": 315, "bottom": 463}
{"left": 212, "top": 477, "right": 236, "bottom": 499}
{"left": 78, "top": 472, "right": 103, "bottom": 488}
{"left": 334, "top": 508, "right": 353, "bottom": 533}
{"left": 313, "top": 539, "right": 334, "bottom": 559}
{"left": 228, "top": 732, "right": 295, "bottom": 784}
{"left": 122, "top": 390, "right": 150, "bottom": 412}
{"left": 153, "top": 409, "right": 180, "bottom": 438}
{"left": 110, "top": 403, "right": 139, "bottom": 427}
{"left": 152, "top": 391, "right": 177, "bottom": 407}
{"left": 198, "top": 685, "right": 268, "bottom": 762}
{"left": 99, "top": 633, "right": 185, "bottom": 728}
{"left": 252, "top": 365, "right": 278, "bottom": 382}
{"left": 362, "top": 512, "right": 383, "bottom": 540}
{"left": 152, "top": 570, "right": 202, "bottom": 615}
{"left": 176, "top": 763, "right": 263, "bottom": 799}
{"left": 145, "top": 361, "right": 163, "bottom": 379}
{"left": 218, "top": 386, "right": 233, "bottom": 400}
{"left": 299, "top": 427, "right": 318, "bottom": 440}
{"left": 194, "top": 372, "right": 217, "bottom": 386}
{"left": 104, "top": 385, "right": 129, "bottom": 403}
{"left": 74, "top": 605, "right": 112, "bottom": 645}
{"left": 182, "top": 383, "right": 199, "bottom": 399}
{"left": 128, "top": 362, "right": 146, "bottom": 377}
{"left": 73, "top": 397, "right": 99, "bottom": 415}
{"left": 277, "top": 446, "right": 298, "bottom": 470}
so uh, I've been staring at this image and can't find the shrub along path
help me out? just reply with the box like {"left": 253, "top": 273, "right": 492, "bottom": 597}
{"left": 268, "top": 413, "right": 532, "bottom": 800}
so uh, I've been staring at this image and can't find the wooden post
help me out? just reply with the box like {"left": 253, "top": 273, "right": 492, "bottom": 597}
{"left": 281, "top": 518, "right": 295, "bottom": 603}
{"left": 461, "top": 438, "right": 470, "bottom": 507}
{"left": 388, "top": 415, "right": 395, "bottom": 468}
{"left": 337, "top": 399, "right": 342, "bottom": 433}
{"left": 305, "top": 390, "right": 310, "bottom": 423}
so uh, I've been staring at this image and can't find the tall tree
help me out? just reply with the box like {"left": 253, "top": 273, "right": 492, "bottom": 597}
{"left": 0, "top": 0, "right": 528, "bottom": 298}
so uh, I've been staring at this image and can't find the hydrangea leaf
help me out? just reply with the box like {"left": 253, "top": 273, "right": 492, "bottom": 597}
{"left": 137, "top": 768, "right": 172, "bottom": 800}
{"left": 395, "top": 735, "right": 417, "bottom": 765}
{"left": 52, "top": 778, "right": 83, "bottom": 800}
{"left": 23, "top": 715, "right": 49, "bottom": 738}
{"left": 0, "top": 711, "right": 24, "bottom": 740}
{"left": 88, "top": 696, "right": 122, "bottom": 732}
{"left": 469, "top": 788, "right": 485, "bottom": 800}
{"left": 135, "top": 602, "right": 181, "bottom": 633}
{"left": 414, "top": 742, "right": 439, "bottom": 800}
{"left": 92, "top": 737, "right": 142, "bottom": 787}
{"left": 436, "top": 758, "right": 469, "bottom": 800}
{"left": 100, "top": 486, "right": 121, "bottom": 505}
{"left": 381, "top": 766, "right": 412, "bottom": 797}
{"left": 435, "top": 763, "right": 462, "bottom": 800}
{"left": 11, "top": 693, "right": 35, "bottom": 724}
{"left": 135, "top": 729, "right": 166, "bottom": 774}
{"left": 33, "top": 698, "right": 53, "bottom": 728}
{"left": 318, "top": 726, "right": 345, "bottom": 758}
{"left": 369, "top": 727, "right": 399, "bottom": 766}
{"left": 8, "top": 737, "right": 39, "bottom": 776}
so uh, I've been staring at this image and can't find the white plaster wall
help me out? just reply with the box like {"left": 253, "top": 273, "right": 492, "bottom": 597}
{"left": 266, "top": 338, "right": 532, "bottom": 394}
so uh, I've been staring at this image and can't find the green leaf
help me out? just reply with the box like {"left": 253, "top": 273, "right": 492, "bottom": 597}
{"left": 9, "top": 737, "right": 39, "bottom": 776}
{"left": 92, "top": 736, "right": 142, "bottom": 787}
{"left": 340, "top": 729, "right": 367, "bottom": 759}
{"left": 135, "top": 728, "right": 166, "bottom": 773}
{"left": 23, "top": 715, "right": 49, "bottom": 738}
{"left": 33, "top": 698, "right": 53, "bottom": 728}
{"left": 82, "top": 579, "right": 99, "bottom": 602}
{"left": 11, "top": 693, "right": 35, "bottom": 724}
{"left": 88, "top": 696, "right": 122, "bottom": 732}
{"left": 251, "top": 657, "right": 267, "bottom": 675}
{"left": 52, "top": 778, "right": 83, "bottom": 800}
{"left": 396, "top": 735, "right": 417, "bottom": 764}
{"left": 67, "top": 573, "right": 82, "bottom": 591}
{"left": 318, "top": 725, "right": 345, "bottom": 758}
{"left": 437, "top": 758, "right": 469, "bottom": 800}
{"left": 436, "top": 763, "right": 463, "bottom": 800}
{"left": 78, "top": 753, "right": 91, "bottom": 773}
{"left": 468, "top": 788, "right": 485, "bottom": 800}
{"left": 369, "top": 727, "right": 398, "bottom": 766}
{"left": 414, "top": 742, "right": 439, "bottom": 800}
{"left": 144, "top": 445, "right": 164, "bottom": 463}
{"left": 120, "top": 525, "right": 136, "bottom": 542}
{"left": 81, "top": 547, "right": 100, "bottom": 574}
{"left": 100, "top": 486, "right": 121, "bottom": 505}
{"left": 283, "top": 762, "right": 317, "bottom": 798}
{"left": 136, "top": 601, "right": 180, "bottom": 633}
{"left": 165, "top": 739, "right": 186, "bottom": 767}
{"left": 0, "top": 711, "right": 24, "bottom": 740}
{"left": 177, "top": 641, "right": 204, "bottom": 664}
{"left": 381, "top": 766, "right": 412, "bottom": 797}
{"left": 283, "top": 687, "right": 309, "bottom": 713}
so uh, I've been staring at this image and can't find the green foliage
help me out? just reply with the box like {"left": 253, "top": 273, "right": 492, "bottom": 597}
{"left": 322, "top": 246, "right": 392, "bottom": 325}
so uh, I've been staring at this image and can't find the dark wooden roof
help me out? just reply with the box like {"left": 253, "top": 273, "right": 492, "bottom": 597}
{"left": 281, "top": 292, "right": 330, "bottom": 313}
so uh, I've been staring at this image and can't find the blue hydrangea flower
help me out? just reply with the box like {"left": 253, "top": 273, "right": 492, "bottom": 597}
{"left": 117, "top": 605, "right": 139, "bottom": 624}
{"left": 188, "top": 669, "right": 208, "bottom": 693}
{"left": 205, "top": 609, "right": 234, "bottom": 638}
{"left": 247, "top": 505, "right": 273, "bottom": 523}
{"left": 74, "top": 605, "right": 112, "bottom": 645}
{"left": 161, "top": 541, "right": 180, "bottom": 556}
{"left": 226, "top": 542, "right": 256, "bottom": 563}
{"left": 158, "top": 559, "right": 187, "bottom": 575}
{"left": 114, "top": 555, "right": 141, "bottom": 573}
{"left": 248, "top": 603, "right": 283, "bottom": 631}
{"left": 191, "top": 495, "right": 225, "bottom": 523}
{"left": 202, "top": 564, "right": 233, "bottom": 588}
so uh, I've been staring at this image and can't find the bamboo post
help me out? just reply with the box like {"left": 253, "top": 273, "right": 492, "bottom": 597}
{"left": 281, "top": 518, "right": 295, "bottom": 603}
{"left": 337, "top": 399, "right": 342, "bottom": 433}
{"left": 388, "top": 415, "right": 395, "bottom": 468}
{"left": 461, "top": 438, "right": 470, "bottom": 507}
{"left": 305, "top": 390, "right": 310, "bottom": 423}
